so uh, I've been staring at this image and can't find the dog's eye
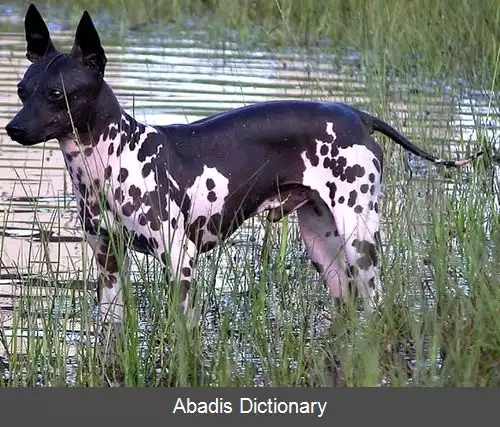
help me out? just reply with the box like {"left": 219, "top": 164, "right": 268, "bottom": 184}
{"left": 48, "top": 88, "right": 64, "bottom": 100}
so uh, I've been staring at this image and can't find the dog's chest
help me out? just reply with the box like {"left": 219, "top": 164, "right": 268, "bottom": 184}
{"left": 59, "top": 119, "right": 160, "bottom": 230}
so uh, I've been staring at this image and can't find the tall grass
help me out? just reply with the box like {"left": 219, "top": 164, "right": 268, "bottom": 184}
{"left": 9, "top": 0, "right": 500, "bottom": 89}
{"left": 0, "top": 0, "right": 499, "bottom": 387}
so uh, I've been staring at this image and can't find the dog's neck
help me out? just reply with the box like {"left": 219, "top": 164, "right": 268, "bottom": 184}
{"left": 58, "top": 80, "right": 143, "bottom": 149}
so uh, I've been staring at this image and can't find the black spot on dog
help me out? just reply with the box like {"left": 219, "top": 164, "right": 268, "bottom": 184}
{"left": 104, "top": 166, "right": 112, "bottom": 180}
{"left": 323, "top": 158, "right": 331, "bottom": 168}
{"left": 138, "top": 213, "right": 148, "bottom": 226}
{"left": 207, "top": 191, "right": 217, "bottom": 203}
{"left": 122, "top": 203, "right": 135, "bottom": 217}
{"left": 129, "top": 132, "right": 140, "bottom": 151}
{"left": 372, "top": 158, "right": 381, "bottom": 173}
{"left": 305, "top": 149, "right": 319, "bottom": 167}
{"left": 129, "top": 185, "right": 142, "bottom": 200}
{"left": 171, "top": 217, "right": 177, "bottom": 229}
{"left": 360, "top": 184, "right": 369, "bottom": 193}
{"left": 370, "top": 185, "right": 376, "bottom": 195}
{"left": 109, "top": 127, "right": 118, "bottom": 141}
{"left": 84, "top": 147, "right": 93, "bottom": 157}
{"left": 326, "top": 182, "right": 337, "bottom": 206}
{"left": 374, "top": 202, "right": 379, "bottom": 213}
{"left": 126, "top": 185, "right": 143, "bottom": 212}
{"left": 348, "top": 190, "right": 357, "bottom": 207}
{"left": 137, "top": 132, "right": 162, "bottom": 162}
{"left": 320, "top": 144, "right": 329, "bottom": 156}
{"left": 338, "top": 196, "right": 345, "bottom": 204}
{"left": 206, "top": 178, "right": 215, "bottom": 190}
{"left": 354, "top": 205, "right": 363, "bottom": 214}
{"left": 182, "top": 267, "right": 191, "bottom": 277}
{"left": 142, "top": 163, "right": 152, "bottom": 178}
{"left": 369, "top": 173, "right": 375, "bottom": 183}
{"left": 108, "top": 143, "right": 114, "bottom": 156}
{"left": 117, "top": 133, "right": 127, "bottom": 156}
{"left": 145, "top": 208, "right": 161, "bottom": 231}
{"left": 118, "top": 168, "right": 129, "bottom": 183}
{"left": 189, "top": 259, "right": 194, "bottom": 268}
{"left": 352, "top": 239, "right": 378, "bottom": 269}
{"left": 368, "top": 201, "right": 374, "bottom": 210}
{"left": 344, "top": 164, "right": 365, "bottom": 183}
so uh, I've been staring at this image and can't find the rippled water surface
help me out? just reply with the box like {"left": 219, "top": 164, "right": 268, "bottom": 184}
{"left": 0, "top": 4, "right": 498, "bottom": 375}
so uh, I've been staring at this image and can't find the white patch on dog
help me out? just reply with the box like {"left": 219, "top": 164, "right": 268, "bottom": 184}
{"left": 326, "top": 121, "right": 337, "bottom": 141}
{"left": 187, "top": 165, "right": 229, "bottom": 220}
{"left": 186, "top": 165, "right": 229, "bottom": 246}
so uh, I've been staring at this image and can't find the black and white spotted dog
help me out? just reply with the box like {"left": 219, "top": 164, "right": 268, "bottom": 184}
{"left": 6, "top": 5, "right": 481, "bottom": 330}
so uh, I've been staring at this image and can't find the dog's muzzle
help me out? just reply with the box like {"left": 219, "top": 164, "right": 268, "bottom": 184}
{"left": 5, "top": 122, "right": 25, "bottom": 142}
{"left": 5, "top": 120, "right": 44, "bottom": 146}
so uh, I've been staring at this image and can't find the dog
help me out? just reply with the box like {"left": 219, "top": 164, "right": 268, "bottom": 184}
{"left": 5, "top": 4, "right": 481, "bottom": 332}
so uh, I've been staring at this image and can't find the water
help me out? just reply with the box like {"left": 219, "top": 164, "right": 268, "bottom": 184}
{"left": 0, "top": 4, "right": 498, "bottom": 383}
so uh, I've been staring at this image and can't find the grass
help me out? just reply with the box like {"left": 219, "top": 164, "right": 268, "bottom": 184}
{"left": 0, "top": 0, "right": 499, "bottom": 387}
{"left": 5, "top": 0, "right": 500, "bottom": 90}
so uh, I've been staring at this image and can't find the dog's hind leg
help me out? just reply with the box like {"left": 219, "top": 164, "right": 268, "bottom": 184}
{"left": 300, "top": 146, "right": 383, "bottom": 310}
{"left": 297, "top": 198, "right": 351, "bottom": 302}
{"left": 329, "top": 168, "right": 383, "bottom": 312}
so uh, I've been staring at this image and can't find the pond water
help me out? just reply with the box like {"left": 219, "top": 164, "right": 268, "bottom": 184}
{"left": 0, "top": 3, "right": 497, "bottom": 383}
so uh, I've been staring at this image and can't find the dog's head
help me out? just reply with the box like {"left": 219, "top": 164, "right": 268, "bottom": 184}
{"left": 5, "top": 4, "right": 107, "bottom": 146}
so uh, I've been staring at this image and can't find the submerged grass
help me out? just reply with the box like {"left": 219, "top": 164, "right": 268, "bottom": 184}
{"left": 0, "top": 0, "right": 499, "bottom": 387}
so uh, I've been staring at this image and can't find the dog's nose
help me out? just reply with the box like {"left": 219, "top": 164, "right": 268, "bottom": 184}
{"left": 5, "top": 122, "right": 24, "bottom": 140}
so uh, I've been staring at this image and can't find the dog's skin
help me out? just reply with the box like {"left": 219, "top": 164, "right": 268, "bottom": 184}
{"left": 5, "top": 5, "right": 482, "bottom": 331}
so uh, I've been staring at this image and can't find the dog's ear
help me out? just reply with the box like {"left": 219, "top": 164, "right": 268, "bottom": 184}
{"left": 70, "top": 11, "right": 107, "bottom": 77}
{"left": 25, "top": 4, "right": 56, "bottom": 62}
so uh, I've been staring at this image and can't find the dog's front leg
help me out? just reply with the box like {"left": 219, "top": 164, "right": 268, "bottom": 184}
{"left": 76, "top": 188, "right": 128, "bottom": 331}
{"left": 162, "top": 234, "right": 198, "bottom": 323}
{"left": 89, "top": 233, "right": 128, "bottom": 329}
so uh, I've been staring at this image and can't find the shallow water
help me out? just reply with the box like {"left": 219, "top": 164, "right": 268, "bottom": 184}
{"left": 0, "top": 4, "right": 497, "bottom": 381}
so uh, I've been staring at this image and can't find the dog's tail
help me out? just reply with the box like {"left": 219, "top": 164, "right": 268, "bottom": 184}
{"left": 355, "top": 108, "right": 483, "bottom": 167}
